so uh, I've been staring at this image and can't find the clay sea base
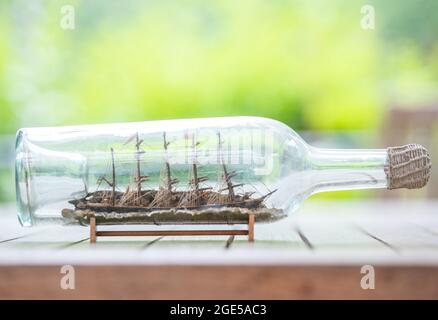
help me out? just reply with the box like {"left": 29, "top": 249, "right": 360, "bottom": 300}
{"left": 62, "top": 207, "right": 285, "bottom": 226}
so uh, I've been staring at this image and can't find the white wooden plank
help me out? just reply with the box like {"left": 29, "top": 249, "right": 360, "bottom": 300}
{"left": 0, "top": 200, "right": 438, "bottom": 265}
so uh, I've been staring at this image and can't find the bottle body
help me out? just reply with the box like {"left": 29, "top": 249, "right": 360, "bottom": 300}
{"left": 15, "top": 116, "right": 390, "bottom": 226}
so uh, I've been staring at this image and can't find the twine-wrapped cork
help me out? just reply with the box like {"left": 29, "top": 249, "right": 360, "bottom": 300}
{"left": 384, "top": 144, "right": 431, "bottom": 190}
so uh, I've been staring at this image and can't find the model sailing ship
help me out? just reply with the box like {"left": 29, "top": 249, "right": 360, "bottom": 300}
{"left": 62, "top": 132, "right": 285, "bottom": 225}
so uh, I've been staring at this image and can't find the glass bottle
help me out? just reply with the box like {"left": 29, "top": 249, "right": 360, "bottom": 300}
{"left": 15, "top": 116, "right": 431, "bottom": 227}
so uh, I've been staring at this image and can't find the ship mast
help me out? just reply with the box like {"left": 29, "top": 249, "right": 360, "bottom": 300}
{"left": 96, "top": 148, "right": 117, "bottom": 205}
{"left": 123, "top": 132, "right": 148, "bottom": 205}
{"left": 217, "top": 132, "right": 236, "bottom": 202}
{"left": 110, "top": 147, "right": 116, "bottom": 206}
{"left": 191, "top": 134, "right": 199, "bottom": 204}
{"left": 163, "top": 132, "right": 178, "bottom": 192}
{"left": 135, "top": 133, "right": 143, "bottom": 204}
{"left": 179, "top": 133, "right": 211, "bottom": 207}
{"left": 185, "top": 132, "right": 209, "bottom": 207}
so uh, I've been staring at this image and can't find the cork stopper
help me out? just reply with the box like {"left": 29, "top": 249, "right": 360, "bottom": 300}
{"left": 385, "top": 144, "right": 431, "bottom": 190}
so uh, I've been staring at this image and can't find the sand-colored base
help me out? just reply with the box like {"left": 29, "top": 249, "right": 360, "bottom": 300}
{"left": 62, "top": 207, "right": 285, "bottom": 225}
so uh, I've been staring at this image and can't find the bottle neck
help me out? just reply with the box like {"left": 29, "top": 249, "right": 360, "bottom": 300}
{"left": 308, "top": 147, "right": 388, "bottom": 194}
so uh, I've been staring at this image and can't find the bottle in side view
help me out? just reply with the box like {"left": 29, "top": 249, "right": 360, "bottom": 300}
{"left": 15, "top": 116, "right": 431, "bottom": 227}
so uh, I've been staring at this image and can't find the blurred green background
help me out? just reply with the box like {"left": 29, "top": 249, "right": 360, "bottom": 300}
{"left": 0, "top": 0, "right": 437, "bottom": 202}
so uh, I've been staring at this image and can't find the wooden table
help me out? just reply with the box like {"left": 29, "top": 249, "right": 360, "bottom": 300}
{"left": 1, "top": 200, "right": 438, "bottom": 299}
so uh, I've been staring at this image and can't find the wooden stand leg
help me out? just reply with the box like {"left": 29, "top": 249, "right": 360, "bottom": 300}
{"left": 88, "top": 214, "right": 253, "bottom": 242}
{"left": 90, "top": 216, "right": 96, "bottom": 244}
{"left": 248, "top": 213, "right": 255, "bottom": 242}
